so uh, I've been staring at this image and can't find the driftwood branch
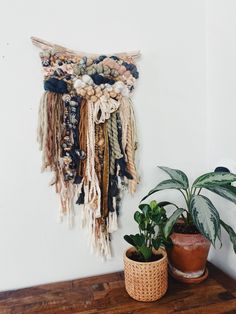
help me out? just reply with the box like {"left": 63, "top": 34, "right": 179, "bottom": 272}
{"left": 31, "top": 36, "right": 141, "bottom": 59}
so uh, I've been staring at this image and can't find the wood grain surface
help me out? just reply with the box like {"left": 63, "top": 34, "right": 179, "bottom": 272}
{"left": 0, "top": 262, "right": 235, "bottom": 314}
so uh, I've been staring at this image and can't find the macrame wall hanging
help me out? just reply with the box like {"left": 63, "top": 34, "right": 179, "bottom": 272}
{"left": 31, "top": 37, "right": 140, "bottom": 258}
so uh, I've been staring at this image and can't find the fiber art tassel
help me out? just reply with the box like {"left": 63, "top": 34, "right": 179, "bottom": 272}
{"left": 108, "top": 211, "right": 118, "bottom": 233}
{"left": 32, "top": 37, "right": 140, "bottom": 258}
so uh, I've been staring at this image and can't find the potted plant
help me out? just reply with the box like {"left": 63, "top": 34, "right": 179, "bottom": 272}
{"left": 123, "top": 200, "right": 183, "bottom": 301}
{"left": 141, "top": 166, "right": 236, "bottom": 283}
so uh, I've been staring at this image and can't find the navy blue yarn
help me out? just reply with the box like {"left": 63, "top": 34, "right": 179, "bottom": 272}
{"left": 74, "top": 175, "right": 83, "bottom": 184}
{"left": 93, "top": 59, "right": 100, "bottom": 64}
{"left": 123, "top": 62, "right": 134, "bottom": 71}
{"left": 110, "top": 56, "right": 120, "bottom": 61}
{"left": 91, "top": 74, "right": 115, "bottom": 85}
{"left": 99, "top": 55, "right": 107, "bottom": 61}
{"left": 93, "top": 55, "right": 107, "bottom": 64}
{"left": 117, "top": 159, "right": 133, "bottom": 180}
{"left": 108, "top": 176, "right": 119, "bottom": 212}
{"left": 61, "top": 95, "right": 84, "bottom": 183}
{"left": 132, "top": 70, "right": 139, "bottom": 79}
{"left": 122, "top": 62, "right": 139, "bottom": 79}
{"left": 65, "top": 74, "right": 72, "bottom": 80}
{"left": 44, "top": 78, "right": 68, "bottom": 94}
{"left": 76, "top": 187, "right": 85, "bottom": 205}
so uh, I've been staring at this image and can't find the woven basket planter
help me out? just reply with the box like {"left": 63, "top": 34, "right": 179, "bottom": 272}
{"left": 124, "top": 247, "right": 168, "bottom": 302}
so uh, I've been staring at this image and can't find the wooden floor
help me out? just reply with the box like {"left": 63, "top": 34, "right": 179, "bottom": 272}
{"left": 0, "top": 263, "right": 236, "bottom": 314}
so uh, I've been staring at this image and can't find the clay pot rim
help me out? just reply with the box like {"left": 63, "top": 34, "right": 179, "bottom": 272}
{"left": 171, "top": 231, "right": 208, "bottom": 239}
{"left": 170, "top": 231, "right": 211, "bottom": 246}
{"left": 172, "top": 231, "right": 201, "bottom": 236}
{"left": 173, "top": 220, "right": 206, "bottom": 238}
{"left": 124, "top": 246, "right": 167, "bottom": 265}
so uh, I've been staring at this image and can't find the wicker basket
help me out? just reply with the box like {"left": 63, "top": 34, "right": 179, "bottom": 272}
{"left": 124, "top": 247, "right": 168, "bottom": 302}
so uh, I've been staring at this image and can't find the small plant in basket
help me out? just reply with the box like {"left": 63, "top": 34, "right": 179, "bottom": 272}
{"left": 123, "top": 200, "right": 183, "bottom": 302}
{"left": 124, "top": 200, "right": 183, "bottom": 262}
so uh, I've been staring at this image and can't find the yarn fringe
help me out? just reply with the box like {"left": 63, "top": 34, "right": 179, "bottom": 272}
{"left": 37, "top": 93, "right": 138, "bottom": 258}
{"left": 35, "top": 45, "right": 139, "bottom": 259}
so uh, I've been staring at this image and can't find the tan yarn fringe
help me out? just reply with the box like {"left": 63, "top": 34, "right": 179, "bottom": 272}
{"left": 37, "top": 92, "right": 138, "bottom": 257}
{"left": 119, "top": 97, "right": 139, "bottom": 193}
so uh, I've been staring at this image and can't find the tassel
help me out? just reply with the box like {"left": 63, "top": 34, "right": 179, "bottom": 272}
{"left": 108, "top": 211, "right": 118, "bottom": 233}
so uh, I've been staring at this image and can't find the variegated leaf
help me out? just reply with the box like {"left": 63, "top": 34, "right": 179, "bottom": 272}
{"left": 220, "top": 220, "right": 236, "bottom": 253}
{"left": 193, "top": 172, "right": 236, "bottom": 188}
{"left": 205, "top": 185, "right": 236, "bottom": 205}
{"left": 159, "top": 166, "right": 189, "bottom": 189}
{"left": 190, "top": 195, "right": 220, "bottom": 245}
{"left": 158, "top": 201, "right": 178, "bottom": 209}
{"left": 141, "top": 179, "right": 185, "bottom": 202}
{"left": 163, "top": 208, "right": 185, "bottom": 239}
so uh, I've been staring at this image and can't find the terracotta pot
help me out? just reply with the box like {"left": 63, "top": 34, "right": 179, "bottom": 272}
{"left": 167, "top": 232, "right": 211, "bottom": 283}
{"left": 124, "top": 247, "right": 168, "bottom": 302}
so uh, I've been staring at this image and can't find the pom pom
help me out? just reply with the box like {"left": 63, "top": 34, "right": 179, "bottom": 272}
{"left": 113, "top": 81, "right": 125, "bottom": 93}
{"left": 91, "top": 74, "right": 105, "bottom": 85}
{"left": 44, "top": 78, "right": 68, "bottom": 94}
{"left": 74, "top": 79, "right": 85, "bottom": 89}
{"left": 82, "top": 74, "right": 94, "bottom": 85}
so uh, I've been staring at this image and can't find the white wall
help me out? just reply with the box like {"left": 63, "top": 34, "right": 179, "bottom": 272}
{"left": 1, "top": 0, "right": 235, "bottom": 291}
{"left": 207, "top": 0, "right": 236, "bottom": 279}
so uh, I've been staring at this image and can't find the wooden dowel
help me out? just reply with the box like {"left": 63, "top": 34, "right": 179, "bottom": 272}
{"left": 31, "top": 36, "right": 141, "bottom": 59}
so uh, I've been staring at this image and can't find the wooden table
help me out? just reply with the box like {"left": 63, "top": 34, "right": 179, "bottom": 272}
{"left": 0, "top": 262, "right": 236, "bottom": 313}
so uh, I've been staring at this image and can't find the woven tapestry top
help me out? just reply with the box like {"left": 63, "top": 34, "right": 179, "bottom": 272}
{"left": 32, "top": 37, "right": 140, "bottom": 258}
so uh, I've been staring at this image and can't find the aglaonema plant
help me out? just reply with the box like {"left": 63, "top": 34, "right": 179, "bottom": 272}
{"left": 141, "top": 166, "right": 236, "bottom": 252}
{"left": 124, "top": 200, "right": 184, "bottom": 262}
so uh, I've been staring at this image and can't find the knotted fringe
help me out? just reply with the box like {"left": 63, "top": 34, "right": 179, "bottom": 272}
{"left": 37, "top": 91, "right": 76, "bottom": 226}
{"left": 37, "top": 93, "right": 138, "bottom": 259}
{"left": 119, "top": 97, "right": 139, "bottom": 194}
{"left": 108, "top": 211, "right": 118, "bottom": 233}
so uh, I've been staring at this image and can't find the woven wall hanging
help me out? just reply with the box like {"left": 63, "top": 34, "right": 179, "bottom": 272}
{"left": 31, "top": 37, "right": 140, "bottom": 258}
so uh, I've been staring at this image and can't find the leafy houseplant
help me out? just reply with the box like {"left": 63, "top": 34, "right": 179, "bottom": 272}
{"left": 123, "top": 200, "right": 179, "bottom": 302}
{"left": 141, "top": 166, "right": 236, "bottom": 283}
{"left": 124, "top": 200, "right": 183, "bottom": 262}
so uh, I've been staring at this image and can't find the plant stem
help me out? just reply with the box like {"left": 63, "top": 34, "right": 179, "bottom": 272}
{"left": 179, "top": 189, "right": 188, "bottom": 205}
{"left": 181, "top": 214, "right": 187, "bottom": 224}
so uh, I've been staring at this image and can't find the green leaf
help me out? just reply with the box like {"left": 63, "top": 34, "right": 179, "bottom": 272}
{"left": 139, "top": 221, "right": 146, "bottom": 231}
{"left": 163, "top": 208, "right": 185, "bottom": 239}
{"left": 149, "top": 200, "right": 158, "bottom": 210}
{"left": 190, "top": 195, "right": 221, "bottom": 245}
{"left": 152, "top": 205, "right": 165, "bottom": 215}
{"left": 134, "top": 211, "right": 143, "bottom": 225}
{"left": 147, "top": 223, "right": 155, "bottom": 234}
{"left": 161, "top": 238, "right": 173, "bottom": 248}
{"left": 205, "top": 185, "right": 236, "bottom": 205}
{"left": 150, "top": 213, "right": 162, "bottom": 224}
{"left": 133, "top": 234, "right": 145, "bottom": 247}
{"left": 141, "top": 179, "right": 185, "bottom": 202}
{"left": 124, "top": 235, "right": 135, "bottom": 246}
{"left": 152, "top": 238, "right": 162, "bottom": 250}
{"left": 193, "top": 172, "right": 236, "bottom": 188}
{"left": 158, "top": 166, "right": 189, "bottom": 189}
{"left": 158, "top": 201, "right": 178, "bottom": 209}
{"left": 220, "top": 220, "right": 236, "bottom": 253}
{"left": 138, "top": 204, "right": 150, "bottom": 215}
{"left": 138, "top": 245, "right": 152, "bottom": 261}
{"left": 124, "top": 234, "right": 145, "bottom": 248}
